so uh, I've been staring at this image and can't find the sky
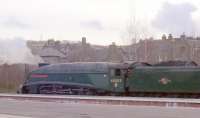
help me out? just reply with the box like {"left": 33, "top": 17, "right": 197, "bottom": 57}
{"left": 0, "top": 0, "right": 200, "bottom": 45}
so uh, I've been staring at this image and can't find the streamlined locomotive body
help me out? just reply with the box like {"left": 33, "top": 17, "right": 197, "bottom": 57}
{"left": 20, "top": 61, "right": 200, "bottom": 98}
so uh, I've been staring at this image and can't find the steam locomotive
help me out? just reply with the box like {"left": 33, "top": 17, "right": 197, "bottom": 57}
{"left": 20, "top": 61, "right": 200, "bottom": 98}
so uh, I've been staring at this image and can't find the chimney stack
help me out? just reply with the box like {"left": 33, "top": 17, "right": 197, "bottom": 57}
{"left": 82, "top": 37, "right": 86, "bottom": 45}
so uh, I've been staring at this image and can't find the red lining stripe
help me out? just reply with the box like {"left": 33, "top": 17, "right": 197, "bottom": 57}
{"left": 31, "top": 74, "right": 48, "bottom": 78}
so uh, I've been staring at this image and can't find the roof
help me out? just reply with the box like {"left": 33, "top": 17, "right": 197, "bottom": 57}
{"left": 38, "top": 47, "right": 66, "bottom": 58}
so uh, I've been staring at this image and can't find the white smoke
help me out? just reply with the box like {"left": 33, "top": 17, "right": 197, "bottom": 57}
{"left": 0, "top": 37, "right": 42, "bottom": 65}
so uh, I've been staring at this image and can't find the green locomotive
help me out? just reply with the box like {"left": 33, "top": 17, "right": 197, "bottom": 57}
{"left": 20, "top": 61, "right": 200, "bottom": 97}
{"left": 21, "top": 62, "right": 128, "bottom": 95}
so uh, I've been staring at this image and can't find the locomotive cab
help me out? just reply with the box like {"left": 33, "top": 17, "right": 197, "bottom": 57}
{"left": 109, "top": 63, "right": 130, "bottom": 94}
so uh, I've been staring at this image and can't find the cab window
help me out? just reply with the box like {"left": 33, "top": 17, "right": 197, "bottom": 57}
{"left": 115, "top": 69, "right": 121, "bottom": 76}
{"left": 110, "top": 68, "right": 121, "bottom": 77}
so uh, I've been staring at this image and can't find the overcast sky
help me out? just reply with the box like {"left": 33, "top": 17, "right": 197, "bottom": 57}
{"left": 0, "top": 0, "right": 200, "bottom": 45}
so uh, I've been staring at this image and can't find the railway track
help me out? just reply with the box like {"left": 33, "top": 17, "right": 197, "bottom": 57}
{"left": 0, "top": 94, "right": 200, "bottom": 108}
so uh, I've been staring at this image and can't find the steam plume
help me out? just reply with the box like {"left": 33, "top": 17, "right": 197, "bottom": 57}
{"left": 0, "top": 38, "right": 42, "bottom": 65}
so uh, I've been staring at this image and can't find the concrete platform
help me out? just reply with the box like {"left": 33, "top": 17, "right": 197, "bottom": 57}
{"left": 0, "top": 98, "right": 200, "bottom": 118}
{"left": 0, "top": 94, "right": 200, "bottom": 108}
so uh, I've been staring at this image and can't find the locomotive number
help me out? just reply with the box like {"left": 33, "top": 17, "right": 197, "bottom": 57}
{"left": 110, "top": 79, "right": 122, "bottom": 83}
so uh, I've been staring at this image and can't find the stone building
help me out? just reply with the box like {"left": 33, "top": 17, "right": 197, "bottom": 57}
{"left": 135, "top": 34, "right": 200, "bottom": 64}
{"left": 27, "top": 38, "right": 124, "bottom": 63}
{"left": 38, "top": 47, "right": 66, "bottom": 64}
{"left": 27, "top": 40, "right": 68, "bottom": 64}
{"left": 27, "top": 34, "right": 200, "bottom": 65}
{"left": 106, "top": 42, "right": 123, "bottom": 62}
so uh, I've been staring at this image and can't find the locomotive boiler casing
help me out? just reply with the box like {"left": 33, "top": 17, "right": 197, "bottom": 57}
{"left": 21, "top": 62, "right": 126, "bottom": 95}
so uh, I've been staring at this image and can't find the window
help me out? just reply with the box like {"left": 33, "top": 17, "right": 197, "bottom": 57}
{"left": 115, "top": 69, "right": 121, "bottom": 76}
